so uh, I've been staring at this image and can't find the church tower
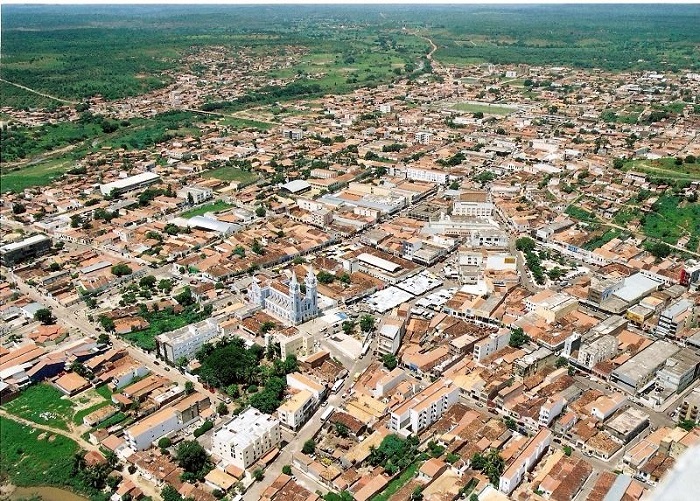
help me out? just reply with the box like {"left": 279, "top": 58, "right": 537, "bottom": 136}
{"left": 289, "top": 271, "right": 302, "bottom": 323}
{"left": 305, "top": 268, "right": 318, "bottom": 313}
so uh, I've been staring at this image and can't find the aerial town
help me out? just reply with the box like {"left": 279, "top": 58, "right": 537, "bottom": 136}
{"left": 1, "top": 8, "right": 700, "bottom": 501}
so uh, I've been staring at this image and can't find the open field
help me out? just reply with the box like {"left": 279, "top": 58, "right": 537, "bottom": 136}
{"left": 442, "top": 102, "right": 516, "bottom": 115}
{"left": 642, "top": 195, "right": 700, "bottom": 247}
{"left": 0, "top": 156, "right": 76, "bottom": 194}
{"left": 217, "top": 117, "right": 275, "bottom": 131}
{"left": 370, "top": 461, "right": 421, "bottom": 501}
{"left": 0, "top": 417, "right": 80, "bottom": 489}
{"left": 181, "top": 200, "right": 235, "bottom": 218}
{"left": 623, "top": 157, "right": 700, "bottom": 180}
{"left": 2, "top": 384, "right": 75, "bottom": 431}
{"left": 202, "top": 166, "right": 259, "bottom": 184}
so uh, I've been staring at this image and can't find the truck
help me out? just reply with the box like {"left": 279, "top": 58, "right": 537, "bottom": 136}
{"left": 331, "top": 378, "right": 345, "bottom": 394}
{"left": 320, "top": 405, "right": 335, "bottom": 422}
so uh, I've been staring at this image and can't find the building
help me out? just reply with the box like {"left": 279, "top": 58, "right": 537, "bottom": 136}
{"left": 124, "top": 393, "right": 211, "bottom": 450}
{"left": 499, "top": 428, "right": 552, "bottom": 494}
{"left": 282, "top": 129, "right": 304, "bottom": 141}
{"left": 177, "top": 186, "right": 213, "bottom": 205}
{"left": 388, "top": 380, "right": 459, "bottom": 436}
{"left": 377, "top": 316, "right": 405, "bottom": 356}
{"left": 610, "top": 341, "right": 680, "bottom": 394}
{"left": 452, "top": 191, "right": 494, "bottom": 217}
{"left": 577, "top": 335, "right": 618, "bottom": 370}
{"left": 212, "top": 408, "right": 281, "bottom": 469}
{"left": 156, "top": 318, "right": 221, "bottom": 364}
{"left": 656, "top": 350, "right": 700, "bottom": 394}
{"left": 99, "top": 171, "right": 160, "bottom": 197}
{"left": 249, "top": 270, "right": 319, "bottom": 326}
{"left": 539, "top": 396, "right": 566, "bottom": 427}
{"left": 286, "top": 372, "right": 325, "bottom": 401}
{"left": 605, "top": 408, "right": 650, "bottom": 443}
{"left": 415, "top": 131, "right": 433, "bottom": 145}
{"left": 656, "top": 299, "right": 695, "bottom": 338}
{"left": 277, "top": 389, "right": 315, "bottom": 431}
{"left": 405, "top": 167, "right": 447, "bottom": 184}
{"left": 474, "top": 328, "right": 511, "bottom": 363}
{"left": 0, "top": 234, "right": 52, "bottom": 266}
{"left": 677, "top": 387, "right": 700, "bottom": 424}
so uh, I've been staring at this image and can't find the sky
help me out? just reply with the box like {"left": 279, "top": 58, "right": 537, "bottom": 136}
{"left": 3, "top": 0, "right": 699, "bottom": 4}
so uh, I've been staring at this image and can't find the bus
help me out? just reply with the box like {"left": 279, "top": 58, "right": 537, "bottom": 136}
{"left": 331, "top": 378, "right": 344, "bottom": 394}
{"left": 320, "top": 406, "right": 335, "bottom": 422}
{"left": 360, "top": 343, "right": 370, "bottom": 358}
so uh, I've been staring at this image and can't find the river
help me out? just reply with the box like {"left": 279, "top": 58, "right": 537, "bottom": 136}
{"left": 7, "top": 486, "right": 89, "bottom": 501}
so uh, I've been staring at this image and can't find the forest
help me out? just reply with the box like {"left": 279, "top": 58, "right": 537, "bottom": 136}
{"left": 1, "top": 4, "right": 698, "bottom": 110}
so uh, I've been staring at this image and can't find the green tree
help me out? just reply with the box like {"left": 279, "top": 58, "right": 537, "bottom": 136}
{"left": 111, "top": 263, "right": 132, "bottom": 277}
{"left": 255, "top": 206, "right": 266, "bottom": 217}
{"left": 302, "top": 439, "right": 316, "bottom": 455}
{"left": 99, "top": 315, "right": 116, "bottom": 333}
{"left": 563, "top": 445, "right": 573, "bottom": 456}
{"left": 34, "top": 308, "right": 55, "bottom": 325}
{"left": 12, "top": 203, "right": 26, "bottom": 214}
{"left": 282, "top": 465, "right": 292, "bottom": 475}
{"left": 679, "top": 419, "right": 697, "bottom": 431}
{"left": 158, "top": 278, "right": 173, "bottom": 293}
{"left": 360, "top": 314, "right": 375, "bottom": 332}
{"left": 335, "top": 422, "right": 350, "bottom": 438}
{"left": 253, "top": 468, "right": 264, "bottom": 481}
{"left": 342, "top": 320, "right": 355, "bottom": 335}
{"left": 176, "top": 356, "right": 189, "bottom": 370}
{"left": 382, "top": 353, "right": 398, "bottom": 370}
{"left": 184, "top": 381, "right": 194, "bottom": 395}
{"left": 317, "top": 271, "right": 335, "bottom": 284}
{"left": 140, "top": 275, "right": 157, "bottom": 289}
{"left": 515, "top": 237, "right": 536, "bottom": 253}
{"left": 648, "top": 242, "right": 671, "bottom": 259}
{"left": 176, "top": 440, "right": 210, "bottom": 476}
{"left": 509, "top": 327, "right": 530, "bottom": 348}
{"left": 555, "top": 356, "right": 568, "bottom": 368}
{"left": 251, "top": 238, "right": 264, "bottom": 255}
{"left": 217, "top": 401, "right": 229, "bottom": 416}
{"left": 158, "top": 437, "right": 172, "bottom": 449}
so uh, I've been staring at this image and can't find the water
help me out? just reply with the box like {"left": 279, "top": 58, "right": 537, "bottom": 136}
{"left": 9, "top": 486, "right": 89, "bottom": 501}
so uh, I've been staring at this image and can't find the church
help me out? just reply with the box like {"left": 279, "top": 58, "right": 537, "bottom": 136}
{"left": 249, "top": 269, "right": 319, "bottom": 325}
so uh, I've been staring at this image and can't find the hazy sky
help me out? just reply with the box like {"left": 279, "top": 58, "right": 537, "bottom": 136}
{"left": 4, "top": 0, "right": 699, "bottom": 4}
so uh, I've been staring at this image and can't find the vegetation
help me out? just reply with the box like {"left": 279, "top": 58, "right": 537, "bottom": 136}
{"left": 176, "top": 440, "right": 212, "bottom": 482}
{"left": 471, "top": 449, "right": 505, "bottom": 486}
{"left": 382, "top": 354, "right": 398, "bottom": 370}
{"left": 180, "top": 200, "right": 234, "bottom": 218}
{"left": 123, "top": 302, "right": 211, "bottom": 351}
{"left": 370, "top": 461, "right": 421, "bottom": 501}
{"left": 2, "top": 383, "right": 75, "bottom": 430}
{"left": 302, "top": 439, "right": 316, "bottom": 455}
{"left": 368, "top": 434, "right": 419, "bottom": 475}
{"left": 509, "top": 327, "right": 530, "bottom": 348}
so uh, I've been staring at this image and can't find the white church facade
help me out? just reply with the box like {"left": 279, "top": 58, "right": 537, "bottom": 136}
{"left": 249, "top": 270, "right": 319, "bottom": 325}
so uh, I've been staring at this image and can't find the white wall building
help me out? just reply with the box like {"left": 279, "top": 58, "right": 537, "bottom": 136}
{"left": 212, "top": 408, "right": 281, "bottom": 469}
{"left": 277, "top": 389, "right": 315, "bottom": 431}
{"left": 499, "top": 428, "right": 552, "bottom": 494}
{"left": 177, "top": 186, "right": 213, "bottom": 205}
{"left": 99, "top": 171, "right": 160, "bottom": 197}
{"left": 388, "top": 380, "right": 459, "bottom": 436}
{"left": 249, "top": 270, "right": 319, "bottom": 325}
{"left": 452, "top": 191, "right": 494, "bottom": 217}
{"left": 473, "top": 328, "right": 511, "bottom": 363}
{"left": 156, "top": 318, "right": 221, "bottom": 364}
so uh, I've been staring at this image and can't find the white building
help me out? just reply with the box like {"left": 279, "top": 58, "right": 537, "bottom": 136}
{"left": 499, "top": 428, "right": 552, "bottom": 494}
{"left": 473, "top": 328, "right": 511, "bottom": 363}
{"left": 99, "top": 171, "right": 160, "bottom": 197}
{"left": 212, "top": 408, "right": 281, "bottom": 469}
{"left": 577, "top": 335, "right": 618, "bottom": 370}
{"left": 452, "top": 191, "right": 494, "bottom": 217}
{"left": 156, "top": 318, "right": 221, "bottom": 364}
{"left": 415, "top": 131, "right": 433, "bottom": 145}
{"left": 177, "top": 186, "right": 213, "bottom": 205}
{"left": 249, "top": 270, "right": 319, "bottom": 326}
{"left": 277, "top": 389, "right": 315, "bottom": 431}
{"left": 377, "top": 316, "right": 405, "bottom": 356}
{"left": 656, "top": 299, "right": 695, "bottom": 338}
{"left": 405, "top": 166, "right": 448, "bottom": 184}
{"left": 388, "top": 380, "right": 459, "bottom": 436}
{"left": 539, "top": 396, "right": 565, "bottom": 427}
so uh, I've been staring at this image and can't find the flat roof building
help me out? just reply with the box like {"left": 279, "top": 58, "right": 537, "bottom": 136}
{"left": 0, "top": 234, "right": 52, "bottom": 266}
{"left": 610, "top": 341, "right": 680, "bottom": 394}
{"left": 100, "top": 171, "right": 160, "bottom": 196}
{"left": 212, "top": 408, "right": 281, "bottom": 469}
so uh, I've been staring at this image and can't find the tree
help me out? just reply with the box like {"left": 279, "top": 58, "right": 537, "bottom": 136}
{"left": 282, "top": 465, "right": 292, "bottom": 475}
{"left": 686, "top": 155, "right": 697, "bottom": 164}
{"left": 174, "top": 287, "right": 195, "bottom": 306}
{"left": 140, "top": 275, "right": 157, "bottom": 289}
{"left": 251, "top": 238, "right": 264, "bottom": 255}
{"left": 317, "top": 271, "right": 335, "bottom": 284}
{"left": 613, "top": 157, "right": 625, "bottom": 169}
{"left": 176, "top": 440, "right": 210, "bottom": 476}
{"left": 111, "top": 263, "right": 132, "bottom": 277}
{"left": 184, "top": 381, "right": 194, "bottom": 395}
{"left": 162, "top": 485, "right": 184, "bottom": 501}
{"left": 158, "top": 437, "right": 172, "bottom": 449}
{"left": 302, "top": 439, "right": 316, "bottom": 455}
{"left": 563, "top": 445, "right": 573, "bottom": 456}
{"left": 648, "top": 242, "right": 671, "bottom": 259}
{"left": 515, "top": 237, "right": 536, "bottom": 253}
{"left": 335, "top": 422, "right": 350, "bottom": 438}
{"left": 449, "top": 181, "right": 460, "bottom": 190}
{"left": 342, "top": 320, "right": 355, "bottom": 335}
{"left": 382, "top": 353, "right": 398, "bottom": 370}
{"left": 12, "top": 203, "right": 26, "bottom": 214}
{"left": 255, "top": 206, "right": 266, "bottom": 217}
{"left": 473, "top": 111, "right": 484, "bottom": 119}
{"left": 217, "top": 401, "right": 229, "bottom": 416}
{"left": 34, "top": 308, "right": 55, "bottom": 325}
{"left": 360, "top": 314, "right": 375, "bottom": 332}
{"left": 509, "top": 327, "right": 529, "bottom": 348}
{"left": 158, "top": 279, "right": 173, "bottom": 293}
{"left": 253, "top": 468, "right": 265, "bottom": 482}
{"left": 324, "top": 492, "right": 355, "bottom": 501}
{"left": 678, "top": 419, "right": 697, "bottom": 432}
{"left": 471, "top": 449, "right": 505, "bottom": 486}
{"left": 176, "top": 356, "right": 189, "bottom": 370}
{"left": 411, "top": 487, "right": 424, "bottom": 501}
{"left": 555, "top": 356, "right": 568, "bottom": 368}
{"left": 100, "top": 315, "right": 116, "bottom": 333}
{"left": 97, "top": 333, "right": 111, "bottom": 345}
{"left": 469, "top": 495, "right": 479, "bottom": 501}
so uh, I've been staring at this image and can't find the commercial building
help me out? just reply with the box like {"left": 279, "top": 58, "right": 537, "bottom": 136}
{"left": 124, "top": 393, "right": 211, "bottom": 450}
{"left": 156, "top": 318, "right": 221, "bottom": 364}
{"left": 577, "top": 335, "right": 618, "bottom": 370}
{"left": 677, "top": 387, "right": 700, "bottom": 424}
{"left": 499, "top": 428, "right": 552, "bottom": 494}
{"left": 99, "top": 171, "right": 160, "bottom": 197}
{"left": 610, "top": 341, "right": 680, "bottom": 394}
{"left": 377, "top": 316, "right": 405, "bottom": 356}
{"left": 212, "top": 408, "right": 281, "bottom": 469}
{"left": 277, "top": 389, "right": 315, "bottom": 430}
{"left": 388, "top": 380, "right": 459, "bottom": 436}
{"left": 605, "top": 407, "right": 650, "bottom": 443}
{"left": 452, "top": 191, "right": 494, "bottom": 217}
{"left": 249, "top": 270, "right": 319, "bottom": 326}
{"left": 0, "top": 234, "right": 52, "bottom": 266}
{"left": 656, "top": 350, "right": 700, "bottom": 394}
{"left": 177, "top": 186, "right": 213, "bottom": 204}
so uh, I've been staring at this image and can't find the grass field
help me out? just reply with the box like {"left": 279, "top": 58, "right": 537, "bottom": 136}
{"left": 642, "top": 195, "right": 700, "bottom": 247}
{"left": 218, "top": 117, "right": 275, "bottom": 130}
{"left": 0, "top": 416, "right": 81, "bottom": 489}
{"left": 181, "top": 200, "right": 234, "bottom": 218}
{"left": 0, "top": 156, "right": 75, "bottom": 194}
{"left": 2, "top": 384, "right": 75, "bottom": 431}
{"left": 202, "top": 166, "right": 259, "bottom": 184}
{"left": 444, "top": 102, "right": 516, "bottom": 115}
{"left": 370, "top": 461, "right": 421, "bottom": 501}
{"left": 565, "top": 205, "right": 599, "bottom": 224}
{"left": 123, "top": 304, "right": 210, "bottom": 351}
{"left": 583, "top": 228, "right": 627, "bottom": 251}
{"left": 623, "top": 157, "right": 700, "bottom": 180}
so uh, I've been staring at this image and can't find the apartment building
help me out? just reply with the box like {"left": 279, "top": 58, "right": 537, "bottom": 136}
{"left": 474, "top": 328, "right": 511, "bottom": 363}
{"left": 277, "top": 389, "right": 315, "bottom": 431}
{"left": 377, "top": 315, "right": 406, "bottom": 356}
{"left": 177, "top": 186, "right": 213, "bottom": 205}
{"left": 539, "top": 396, "right": 565, "bottom": 427}
{"left": 124, "top": 393, "right": 211, "bottom": 450}
{"left": 499, "top": 428, "right": 552, "bottom": 494}
{"left": 655, "top": 299, "right": 695, "bottom": 338}
{"left": 452, "top": 191, "right": 494, "bottom": 217}
{"left": 0, "top": 234, "right": 52, "bottom": 266}
{"left": 577, "top": 335, "right": 618, "bottom": 370}
{"left": 155, "top": 318, "right": 221, "bottom": 364}
{"left": 388, "top": 380, "right": 459, "bottom": 436}
{"left": 212, "top": 408, "right": 281, "bottom": 469}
